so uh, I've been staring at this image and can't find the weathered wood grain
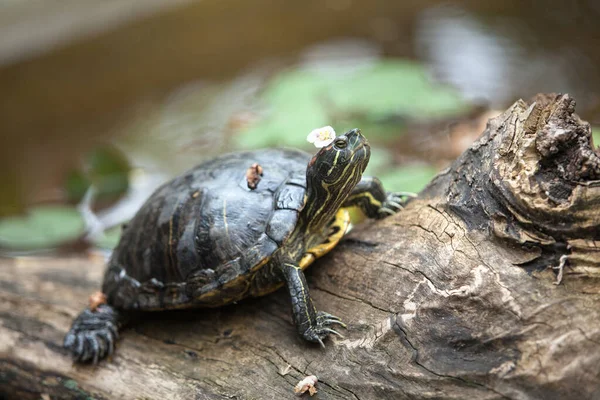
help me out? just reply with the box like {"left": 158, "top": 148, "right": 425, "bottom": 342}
{"left": 2, "top": 94, "right": 599, "bottom": 399}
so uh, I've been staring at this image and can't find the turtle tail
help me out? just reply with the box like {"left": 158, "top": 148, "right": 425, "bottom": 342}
{"left": 63, "top": 304, "right": 124, "bottom": 363}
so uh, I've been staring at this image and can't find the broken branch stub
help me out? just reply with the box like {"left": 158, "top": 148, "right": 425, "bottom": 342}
{"left": 425, "top": 94, "right": 600, "bottom": 289}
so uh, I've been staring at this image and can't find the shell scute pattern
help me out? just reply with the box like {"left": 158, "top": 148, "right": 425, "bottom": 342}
{"left": 103, "top": 149, "right": 311, "bottom": 310}
{"left": 267, "top": 209, "right": 299, "bottom": 244}
{"left": 276, "top": 182, "right": 306, "bottom": 210}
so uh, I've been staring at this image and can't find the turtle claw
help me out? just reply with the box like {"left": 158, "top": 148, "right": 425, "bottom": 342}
{"left": 378, "top": 207, "right": 396, "bottom": 216}
{"left": 322, "top": 328, "right": 344, "bottom": 338}
{"left": 378, "top": 191, "right": 417, "bottom": 218}
{"left": 317, "top": 311, "right": 347, "bottom": 328}
{"left": 323, "top": 319, "right": 347, "bottom": 328}
{"left": 64, "top": 304, "right": 121, "bottom": 363}
{"left": 303, "top": 311, "right": 347, "bottom": 346}
{"left": 386, "top": 200, "right": 404, "bottom": 210}
{"left": 317, "top": 311, "right": 342, "bottom": 321}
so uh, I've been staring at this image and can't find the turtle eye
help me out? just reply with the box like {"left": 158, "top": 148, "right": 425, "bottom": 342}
{"left": 334, "top": 138, "right": 347, "bottom": 149}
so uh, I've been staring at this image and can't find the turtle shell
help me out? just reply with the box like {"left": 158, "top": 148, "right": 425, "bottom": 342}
{"left": 102, "top": 149, "right": 311, "bottom": 311}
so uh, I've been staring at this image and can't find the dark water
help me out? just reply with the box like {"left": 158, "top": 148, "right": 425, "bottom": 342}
{"left": 1, "top": 0, "right": 599, "bottom": 251}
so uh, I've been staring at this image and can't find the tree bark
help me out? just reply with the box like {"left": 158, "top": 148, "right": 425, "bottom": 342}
{"left": 1, "top": 94, "right": 599, "bottom": 400}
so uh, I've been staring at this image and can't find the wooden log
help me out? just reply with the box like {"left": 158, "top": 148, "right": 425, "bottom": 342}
{"left": 1, "top": 94, "right": 599, "bottom": 399}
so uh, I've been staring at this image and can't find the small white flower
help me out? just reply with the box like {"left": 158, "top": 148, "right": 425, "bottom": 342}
{"left": 307, "top": 126, "right": 336, "bottom": 148}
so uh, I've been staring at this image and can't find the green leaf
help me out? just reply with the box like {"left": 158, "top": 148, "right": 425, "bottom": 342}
{"left": 91, "top": 225, "right": 123, "bottom": 250}
{"left": 592, "top": 126, "right": 599, "bottom": 149}
{"left": 65, "top": 170, "right": 91, "bottom": 203}
{"left": 0, "top": 205, "right": 85, "bottom": 250}
{"left": 377, "top": 164, "right": 438, "bottom": 194}
{"left": 87, "top": 146, "right": 130, "bottom": 199}
{"left": 65, "top": 145, "right": 130, "bottom": 203}
{"left": 236, "top": 59, "right": 468, "bottom": 149}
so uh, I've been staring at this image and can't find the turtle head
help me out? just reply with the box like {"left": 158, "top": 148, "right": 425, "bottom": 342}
{"left": 304, "top": 128, "right": 370, "bottom": 230}
{"left": 307, "top": 128, "right": 370, "bottom": 187}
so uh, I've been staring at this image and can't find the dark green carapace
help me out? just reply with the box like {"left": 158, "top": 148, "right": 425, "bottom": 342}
{"left": 64, "top": 129, "right": 408, "bottom": 363}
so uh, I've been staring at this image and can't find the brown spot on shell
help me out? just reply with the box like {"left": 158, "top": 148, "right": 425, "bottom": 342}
{"left": 246, "top": 163, "right": 264, "bottom": 190}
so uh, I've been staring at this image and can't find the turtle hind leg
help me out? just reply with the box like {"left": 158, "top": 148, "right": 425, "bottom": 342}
{"left": 63, "top": 304, "right": 124, "bottom": 363}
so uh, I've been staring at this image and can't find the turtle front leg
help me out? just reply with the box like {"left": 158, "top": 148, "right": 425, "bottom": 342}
{"left": 343, "top": 176, "right": 416, "bottom": 219}
{"left": 282, "top": 262, "right": 345, "bottom": 347}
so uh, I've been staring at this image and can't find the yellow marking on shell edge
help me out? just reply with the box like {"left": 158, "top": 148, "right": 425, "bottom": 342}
{"left": 250, "top": 256, "right": 270, "bottom": 272}
{"left": 195, "top": 284, "right": 248, "bottom": 308}
{"left": 250, "top": 282, "right": 285, "bottom": 298}
{"left": 300, "top": 208, "right": 351, "bottom": 269}
{"left": 190, "top": 208, "right": 352, "bottom": 306}
{"left": 194, "top": 256, "right": 271, "bottom": 304}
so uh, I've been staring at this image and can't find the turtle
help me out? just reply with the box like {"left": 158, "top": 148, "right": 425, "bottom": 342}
{"left": 64, "top": 128, "right": 410, "bottom": 363}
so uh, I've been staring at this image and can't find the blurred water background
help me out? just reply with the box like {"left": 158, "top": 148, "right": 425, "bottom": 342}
{"left": 1, "top": 0, "right": 599, "bottom": 254}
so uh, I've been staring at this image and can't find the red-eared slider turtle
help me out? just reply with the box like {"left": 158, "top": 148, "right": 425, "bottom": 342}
{"left": 64, "top": 129, "right": 409, "bottom": 363}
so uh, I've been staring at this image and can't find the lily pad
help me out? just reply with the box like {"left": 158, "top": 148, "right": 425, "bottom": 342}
{"left": 91, "top": 225, "right": 123, "bottom": 250}
{"left": 236, "top": 59, "right": 468, "bottom": 149}
{"left": 88, "top": 146, "right": 130, "bottom": 197}
{"left": 0, "top": 205, "right": 85, "bottom": 250}
{"left": 377, "top": 164, "right": 438, "bottom": 194}
{"left": 66, "top": 145, "right": 130, "bottom": 203}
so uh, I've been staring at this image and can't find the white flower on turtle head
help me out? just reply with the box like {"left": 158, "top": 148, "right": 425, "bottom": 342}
{"left": 307, "top": 126, "right": 336, "bottom": 148}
